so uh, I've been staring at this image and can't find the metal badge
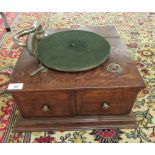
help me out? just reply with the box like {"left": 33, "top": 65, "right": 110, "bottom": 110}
{"left": 106, "top": 62, "right": 123, "bottom": 73}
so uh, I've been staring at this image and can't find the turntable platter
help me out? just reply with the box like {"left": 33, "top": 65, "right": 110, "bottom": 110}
{"left": 37, "top": 30, "right": 111, "bottom": 72}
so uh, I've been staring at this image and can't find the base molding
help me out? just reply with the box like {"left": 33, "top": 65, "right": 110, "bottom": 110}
{"left": 15, "top": 113, "right": 137, "bottom": 131}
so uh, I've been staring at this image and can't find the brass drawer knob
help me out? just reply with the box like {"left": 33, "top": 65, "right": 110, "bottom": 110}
{"left": 42, "top": 105, "right": 50, "bottom": 112}
{"left": 102, "top": 102, "right": 110, "bottom": 109}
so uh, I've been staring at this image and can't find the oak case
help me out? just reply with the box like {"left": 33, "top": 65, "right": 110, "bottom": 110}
{"left": 7, "top": 26, "right": 145, "bottom": 131}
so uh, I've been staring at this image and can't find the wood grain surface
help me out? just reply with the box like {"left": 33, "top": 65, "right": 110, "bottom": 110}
{"left": 7, "top": 26, "right": 145, "bottom": 130}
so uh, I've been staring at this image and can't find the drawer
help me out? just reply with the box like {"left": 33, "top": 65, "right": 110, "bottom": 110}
{"left": 13, "top": 91, "right": 75, "bottom": 118}
{"left": 76, "top": 88, "right": 139, "bottom": 116}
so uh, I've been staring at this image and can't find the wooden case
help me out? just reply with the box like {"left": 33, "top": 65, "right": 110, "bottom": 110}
{"left": 7, "top": 26, "right": 145, "bottom": 131}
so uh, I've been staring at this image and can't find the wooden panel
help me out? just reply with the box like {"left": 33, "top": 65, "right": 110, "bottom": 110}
{"left": 13, "top": 91, "right": 76, "bottom": 117}
{"left": 76, "top": 88, "right": 140, "bottom": 115}
{"left": 15, "top": 113, "right": 137, "bottom": 131}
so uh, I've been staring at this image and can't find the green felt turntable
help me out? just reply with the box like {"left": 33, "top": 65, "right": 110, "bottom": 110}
{"left": 14, "top": 21, "right": 110, "bottom": 73}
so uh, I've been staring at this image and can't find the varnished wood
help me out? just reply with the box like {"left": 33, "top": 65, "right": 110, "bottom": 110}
{"left": 8, "top": 26, "right": 145, "bottom": 92}
{"left": 15, "top": 113, "right": 137, "bottom": 131}
{"left": 76, "top": 88, "right": 140, "bottom": 115}
{"left": 12, "top": 91, "right": 76, "bottom": 117}
{"left": 7, "top": 26, "right": 145, "bottom": 131}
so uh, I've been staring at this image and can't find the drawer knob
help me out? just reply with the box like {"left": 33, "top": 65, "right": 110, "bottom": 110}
{"left": 42, "top": 105, "right": 50, "bottom": 112}
{"left": 102, "top": 102, "right": 110, "bottom": 109}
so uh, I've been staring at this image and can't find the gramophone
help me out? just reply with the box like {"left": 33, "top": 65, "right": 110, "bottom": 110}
{"left": 7, "top": 21, "right": 145, "bottom": 131}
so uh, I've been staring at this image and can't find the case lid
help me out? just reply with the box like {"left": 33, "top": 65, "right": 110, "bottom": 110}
{"left": 8, "top": 26, "right": 145, "bottom": 92}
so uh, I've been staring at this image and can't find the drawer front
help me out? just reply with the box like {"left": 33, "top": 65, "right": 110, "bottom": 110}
{"left": 13, "top": 91, "right": 75, "bottom": 118}
{"left": 76, "top": 88, "right": 139, "bottom": 115}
